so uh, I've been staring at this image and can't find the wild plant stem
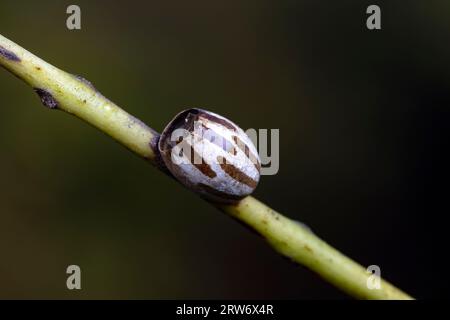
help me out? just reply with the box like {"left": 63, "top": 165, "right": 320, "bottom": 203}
{"left": 0, "top": 33, "right": 413, "bottom": 299}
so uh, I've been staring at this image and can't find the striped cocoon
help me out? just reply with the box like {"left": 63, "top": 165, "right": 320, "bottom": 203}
{"left": 159, "top": 108, "right": 261, "bottom": 203}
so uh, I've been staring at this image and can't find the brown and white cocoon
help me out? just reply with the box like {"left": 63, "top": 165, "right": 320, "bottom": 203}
{"left": 159, "top": 108, "right": 261, "bottom": 203}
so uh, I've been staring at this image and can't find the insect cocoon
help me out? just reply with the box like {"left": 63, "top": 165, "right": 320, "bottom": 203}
{"left": 159, "top": 108, "right": 261, "bottom": 203}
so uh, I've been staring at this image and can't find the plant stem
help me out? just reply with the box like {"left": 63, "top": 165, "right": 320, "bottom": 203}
{"left": 222, "top": 197, "right": 411, "bottom": 299}
{"left": 0, "top": 34, "right": 159, "bottom": 163}
{"left": 0, "top": 33, "right": 413, "bottom": 300}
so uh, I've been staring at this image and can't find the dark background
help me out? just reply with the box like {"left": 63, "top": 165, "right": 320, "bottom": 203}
{"left": 0, "top": 0, "right": 449, "bottom": 299}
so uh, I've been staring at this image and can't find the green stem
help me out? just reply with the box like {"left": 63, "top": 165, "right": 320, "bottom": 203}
{"left": 0, "top": 34, "right": 159, "bottom": 162}
{"left": 0, "top": 33, "right": 413, "bottom": 300}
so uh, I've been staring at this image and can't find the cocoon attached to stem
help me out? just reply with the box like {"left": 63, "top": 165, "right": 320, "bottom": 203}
{"left": 0, "top": 33, "right": 413, "bottom": 300}
{"left": 159, "top": 108, "right": 261, "bottom": 203}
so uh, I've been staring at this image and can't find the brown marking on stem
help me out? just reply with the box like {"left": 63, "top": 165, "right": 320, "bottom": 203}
{"left": 304, "top": 245, "right": 313, "bottom": 253}
{"left": 35, "top": 66, "right": 41, "bottom": 71}
{"left": 0, "top": 46, "right": 20, "bottom": 62}
{"left": 33, "top": 88, "right": 58, "bottom": 109}
{"left": 217, "top": 156, "right": 257, "bottom": 189}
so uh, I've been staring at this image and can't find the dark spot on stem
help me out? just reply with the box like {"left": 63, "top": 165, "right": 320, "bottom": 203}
{"left": 304, "top": 245, "right": 313, "bottom": 254}
{"left": 0, "top": 46, "right": 21, "bottom": 62}
{"left": 34, "top": 88, "right": 58, "bottom": 109}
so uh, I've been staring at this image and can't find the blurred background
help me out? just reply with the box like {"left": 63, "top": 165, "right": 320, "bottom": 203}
{"left": 0, "top": 0, "right": 449, "bottom": 299}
